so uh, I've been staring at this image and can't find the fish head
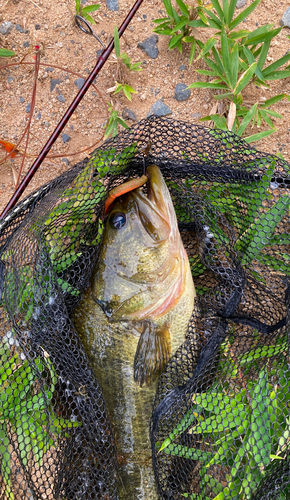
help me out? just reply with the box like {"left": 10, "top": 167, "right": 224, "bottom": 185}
{"left": 91, "top": 165, "right": 187, "bottom": 322}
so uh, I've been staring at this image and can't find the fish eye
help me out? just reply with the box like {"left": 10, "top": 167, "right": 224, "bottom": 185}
{"left": 110, "top": 212, "right": 126, "bottom": 229}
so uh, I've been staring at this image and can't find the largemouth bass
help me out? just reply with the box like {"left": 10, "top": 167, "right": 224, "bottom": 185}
{"left": 73, "top": 165, "right": 196, "bottom": 499}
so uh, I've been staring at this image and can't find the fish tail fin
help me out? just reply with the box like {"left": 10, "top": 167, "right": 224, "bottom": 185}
{"left": 134, "top": 322, "right": 171, "bottom": 387}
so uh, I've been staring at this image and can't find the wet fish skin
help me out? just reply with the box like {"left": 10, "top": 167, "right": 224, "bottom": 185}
{"left": 73, "top": 165, "right": 196, "bottom": 499}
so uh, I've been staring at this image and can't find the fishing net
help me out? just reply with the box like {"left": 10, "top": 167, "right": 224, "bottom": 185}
{"left": 0, "top": 115, "right": 290, "bottom": 500}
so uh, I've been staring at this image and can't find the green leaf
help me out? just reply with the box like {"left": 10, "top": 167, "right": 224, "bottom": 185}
{"left": 258, "top": 40, "right": 271, "bottom": 71}
{"left": 259, "top": 109, "right": 274, "bottom": 129}
{"left": 244, "top": 128, "right": 277, "bottom": 143}
{"left": 262, "top": 94, "right": 286, "bottom": 107}
{"left": 242, "top": 45, "right": 265, "bottom": 81}
{"left": 114, "top": 25, "right": 120, "bottom": 58}
{"left": 230, "top": 42, "right": 239, "bottom": 88}
{"left": 163, "top": 0, "right": 174, "bottom": 18}
{"left": 220, "top": 29, "right": 233, "bottom": 87}
{"left": 195, "top": 36, "right": 217, "bottom": 61}
{"left": 171, "top": 18, "right": 189, "bottom": 33}
{"left": 233, "top": 62, "right": 257, "bottom": 95}
{"left": 211, "top": 0, "right": 224, "bottom": 21}
{"left": 211, "top": 114, "right": 228, "bottom": 130}
{"left": 168, "top": 33, "right": 184, "bottom": 50}
{"left": 81, "top": 4, "right": 100, "bottom": 13}
{"left": 261, "top": 109, "right": 283, "bottom": 119}
{"left": 82, "top": 13, "right": 96, "bottom": 24}
{"left": 264, "top": 70, "right": 290, "bottom": 81}
{"left": 0, "top": 48, "right": 16, "bottom": 57}
{"left": 189, "top": 41, "right": 196, "bottom": 66}
{"left": 187, "top": 82, "right": 227, "bottom": 90}
{"left": 236, "top": 103, "right": 257, "bottom": 136}
{"left": 222, "top": 0, "right": 229, "bottom": 25}
{"left": 176, "top": 0, "right": 189, "bottom": 16}
{"left": 229, "top": 0, "right": 261, "bottom": 30}
{"left": 228, "top": 0, "right": 238, "bottom": 24}
{"left": 262, "top": 54, "right": 290, "bottom": 76}
{"left": 245, "top": 27, "right": 281, "bottom": 47}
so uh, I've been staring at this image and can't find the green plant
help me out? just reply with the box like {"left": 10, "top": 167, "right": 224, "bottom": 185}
{"left": 185, "top": 0, "right": 290, "bottom": 141}
{"left": 74, "top": 0, "right": 100, "bottom": 24}
{"left": 153, "top": 0, "right": 212, "bottom": 65}
{"left": 113, "top": 26, "right": 142, "bottom": 74}
{"left": 0, "top": 342, "right": 81, "bottom": 498}
{"left": 104, "top": 103, "right": 129, "bottom": 138}
{"left": 0, "top": 49, "right": 16, "bottom": 58}
{"left": 156, "top": 333, "right": 290, "bottom": 499}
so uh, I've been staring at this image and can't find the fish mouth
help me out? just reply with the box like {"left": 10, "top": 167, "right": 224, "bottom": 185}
{"left": 95, "top": 298, "right": 114, "bottom": 318}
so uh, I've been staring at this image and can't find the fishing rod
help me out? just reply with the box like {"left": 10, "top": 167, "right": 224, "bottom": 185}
{"left": 0, "top": 0, "right": 145, "bottom": 220}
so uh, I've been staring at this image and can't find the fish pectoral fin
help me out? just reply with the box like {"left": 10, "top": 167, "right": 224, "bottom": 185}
{"left": 134, "top": 322, "right": 171, "bottom": 387}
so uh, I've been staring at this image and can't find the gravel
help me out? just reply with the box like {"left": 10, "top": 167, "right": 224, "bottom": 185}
{"left": 62, "top": 133, "right": 71, "bottom": 143}
{"left": 50, "top": 78, "right": 61, "bottom": 92}
{"left": 147, "top": 100, "right": 172, "bottom": 117}
{"left": 174, "top": 83, "right": 191, "bottom": 101}
{"left": 25, "top": 104, "right": 31, "bottom": 113}
{"left": 280, "top": 6, "right": 290, "bottom": 27}
{"left": 0, "top": 22, "right": 13, "bottom": 35}
{"left": 236, "top": 0, "right": 247, "bottom": 8}
{"left": 106, "top": 0, "right": 119, "bottom": 11}
{"left": 57, "top": 94, "right": 65, "bottom": 103}
{"left": 23, "top": 41, "right": 30, "bottom": 48}
{"left": 122, "top": 107, "right": 137, "bottom": 121}
{"left": 7, "top": 76, "right": 15, "bottom": 83}
{"left": 16, "top": 23, "right": 24, "bottom": 33}
{"left": 19, "top": 97, "right": 25, "bottom": 103}
{"left": 74, "top": 77, "right": 85, "bottom": 90}
{"left": 137, "top": 35, "right": 159, "bottom": 59}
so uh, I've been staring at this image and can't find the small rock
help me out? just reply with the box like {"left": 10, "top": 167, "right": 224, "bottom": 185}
{"left": 7, "top": 76, "right": 15, "bottom": 83}
{"left": 44, "top": 121, "right": 50, "bottom": 127}
{"left": 147, "top": 100, "right": 172, "bottom": 117}
{"left": 122, "top": 107, "right": 137, "bottom": 121}
{"left": 129, "top": 26, "right": 134, "bottom": 32}
{"left": 25, "top": 104, "right": 31, "bottom": 113}
{"left": 19, "top": 97, "right": 25, "bottom": 103}
{"left": 74, "top": 77, "right": 85, "bottom": 90}
{"left": 16, "top": 23, "right": 24, "bottom": 33}
{"left": 84, "top": 68, "right": 90, "bottom": 74}
{"left": 23, "top": 41, "right": 30, "bottom": 48}
{"left": 192, "top": 112, "right": 201, "bottom": 119}
{"left": 45, "top": 67, "right": 54, "bottom": 72}
{"left": 97, "top": 49, "right": 103, "bottom": 58}
{"left": 175, "top": 83, "right": 191, "bottom": 102}
{"left": 179, "top": 64, "right": 186, "bottom": 71}
{"left": 106, "top": 0, "right": 119, "bottom": 10}
{"left": 35, "top": 24, "right": 41, "bottom": 30}
{"left": 0, "top": 22, "right": 13, "bottom": 35}
{"left": 138, "top": 35, "right": 159, "bottom": 59}
{"left": 236, "top": 0, "right": 247, "bottom": 7}
{"left": 280, "top": 6, "right": 290, "bottom": 27}
{"left": 36, "top": 112, "right": 41, "bottom": 119}
{"left": 70, "top": 125, "right": 74, "bottom": 130}
{"left": 155, "top": 88, "right": 161, "bottom": 96}
{"left": 62, "top": 133, "right": 71, "bottom": 143}
{"left": 61, "top": 158, "right": 69, "bottom": 165}
{"left": 50, "top": 78, "right": 61, "bottom": 92}
{"left": 57, "top": 94, "right": 65, "bottom": 103}
{"left": 70, "top": 40, "right": 75, "bottom": 44}
{"left": 143, "top": 14, "right": 147, "bottom": 19}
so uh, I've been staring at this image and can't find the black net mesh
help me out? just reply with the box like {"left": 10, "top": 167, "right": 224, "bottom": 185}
{"left": 0, "top": 115, "right": 290, "bottom": 500}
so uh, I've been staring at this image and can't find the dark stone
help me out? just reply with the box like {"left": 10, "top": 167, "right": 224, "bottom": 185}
{"left": 179, "top": 64, "right": 186, "bottom": 71}
{"left": 147, "top": 100, "right": 172, "bottom": 117}
{"left": 97, "top": 49, "right": 103, "bottom": 58}
{"left": 70, "top": 125, "right": 74, "bottom": 130}
{"left": 23, "top": 41, "right": 30, "bottom": 48}
{"left": 85, "top": 68, "right": 90, "bottom": 74}
{"left": 62, "top": 133, "right": 71, "bottom": 143}
{"left": 45, "top": 67, "right": 54, "bottom": 72}
{"left": 61, "top": 158, "right": 69, "bottom": 165}
{"left": 74, "top": 77, "right": 85, "bottom": 90}
{"left": 175, "top": 83, "right": 191, "bottom": 101}
{"left": 16, "top": 23, "right": 24, "bottom": 33}
{"left": 57, "top": 94, "right": 65, "bottom": 103}
{"left": 143, "top": 14, "right": 147, "bottom": 19}
{"left": 106, "top": 0, "right": 119, "bottom": 10}
{"left": 19, "top": 97, "right": 25, "bottom": 103}
{"left": 122, "top": 107, "right": 137, "bottom": 121}
{"left": 35, "top": 24, "right": 41, "bottom": 30}
{"left": 280, "top": 6, "right": 290, "bottom": 27}
{"left": 155, "top": 88, "right": 161, "bottom": 96}
{"left": 50, "top": 78, "right": 61, "bottom": 92}
{"left": 236, "top": 0, "right": 247, "bottom": 7}
{"left": 138, "top": 35, "right": 159, "bottom": 59}
{"left": 25, "top": 104, "right": 31, "bottom": 113}
{"left": 192, "top": 112, "right": 201, "bottom": 119}
{"left": 7, "top": 76, "right": 15, "bottom": 83}
{"left": 36, "top": 112, "right": 41, "bottom": 119}
{"left": 0, "top": 22, "right": 13, "bottom": 35}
